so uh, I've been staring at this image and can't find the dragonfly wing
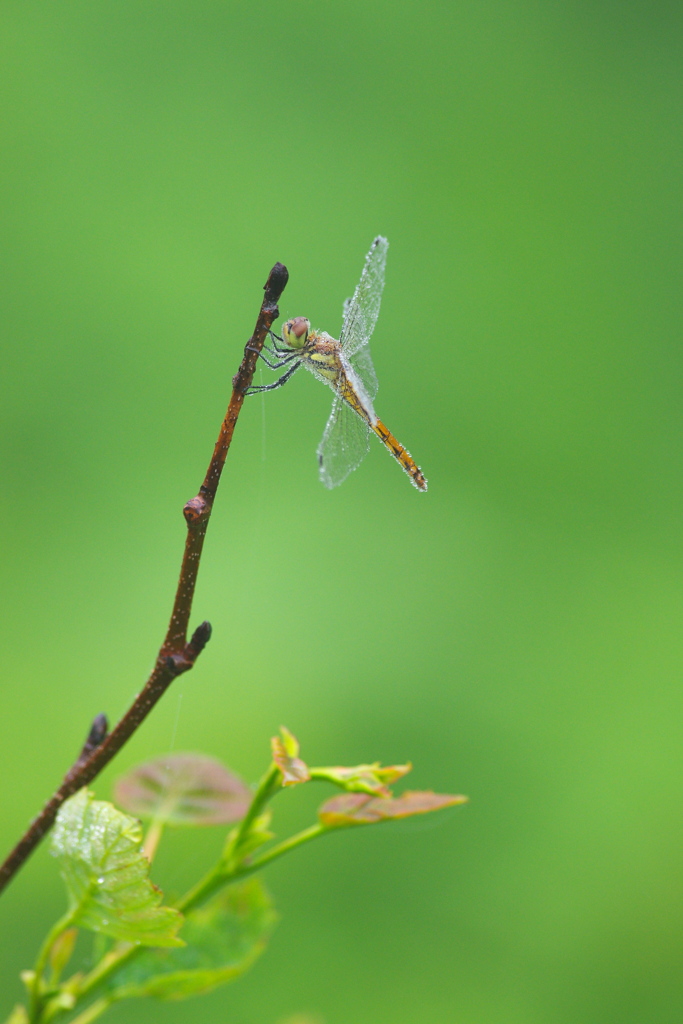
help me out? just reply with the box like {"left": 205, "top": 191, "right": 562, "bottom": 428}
{"left": 340, "top": 236, "right": 388, "bottom": 358}
{"left": 317, "top": 394, "right": 372, "bottom": 489}
{"left": 349, "top": 344, "right": 379, "bottom": 403}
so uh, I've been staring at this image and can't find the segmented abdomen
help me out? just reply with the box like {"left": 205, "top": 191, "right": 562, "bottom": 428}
{"left": 372, "top": 419, "right": 428, "bottom": 491}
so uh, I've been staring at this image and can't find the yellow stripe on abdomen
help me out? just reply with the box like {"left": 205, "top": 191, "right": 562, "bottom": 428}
{"left": 372, "top": 419, "right": 428, "bottom": 491}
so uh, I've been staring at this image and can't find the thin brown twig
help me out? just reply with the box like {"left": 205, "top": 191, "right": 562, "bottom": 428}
{"left": 0, "top": 261, "right": 289, "bottom": 896}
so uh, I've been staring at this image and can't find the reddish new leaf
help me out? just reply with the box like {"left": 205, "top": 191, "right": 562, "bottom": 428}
{"left": 319, "top": 790, "right": 468, "bottom": 829}
{"left": 114, "top": 754, "right": 252, "bottom": 827}
{"left": 271, "top": 727, "right": 310, "bottom": 786}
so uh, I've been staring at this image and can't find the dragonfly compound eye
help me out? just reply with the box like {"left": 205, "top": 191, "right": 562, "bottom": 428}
{"left": 283, "top": 317, "right": 310, "bottom": 348}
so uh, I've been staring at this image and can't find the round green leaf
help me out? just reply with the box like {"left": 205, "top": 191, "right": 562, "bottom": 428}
{"left": 50, "top": 789, "right": 183, "bottom": 947}
{"left": 105, "top": 878, "right": 276, "bottom": 1001}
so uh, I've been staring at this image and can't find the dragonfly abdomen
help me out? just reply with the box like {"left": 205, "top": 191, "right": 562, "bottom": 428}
{"left": 372, "top": 420, "right": 428, "bottom": 492}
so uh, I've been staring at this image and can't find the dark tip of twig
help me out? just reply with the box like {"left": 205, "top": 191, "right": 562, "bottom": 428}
{"left": 188, "top": 620, "right": 212, "bottom": 655}
{"left": 79, "top": 713, "right": 109, "bottom": 759}
{"left": 264, "top": 262, "right": 289, "bottom": 304}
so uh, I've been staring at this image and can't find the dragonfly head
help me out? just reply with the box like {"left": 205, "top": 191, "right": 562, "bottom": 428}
{"left": 282, "top": 317, "right": 310, "bottom": 350}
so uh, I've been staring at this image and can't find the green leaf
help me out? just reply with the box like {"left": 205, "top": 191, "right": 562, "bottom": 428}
{"left": 50, "top": 789, "right": 183, "bottom": 947}
{"left": 48, "top": 926, "right": 78, "bottom": 979}
{"left": 271, "top": 727, "right": 310, "bottom": 786}
{"left": 104, "top": 878, "right": 276, "bottom": 1001}
{"left": 309, "top": 762, "right": 412, "bottom": 796}
{"left": 319, "top": 790, "right": 468, "bottom": 829}
{"left": 114, "top": 753, "right": 252, "bottom": 826}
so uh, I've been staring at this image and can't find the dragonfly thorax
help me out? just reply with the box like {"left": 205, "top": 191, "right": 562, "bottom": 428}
{"left": 282, "top": 317, "right": 310, "bottom": 350}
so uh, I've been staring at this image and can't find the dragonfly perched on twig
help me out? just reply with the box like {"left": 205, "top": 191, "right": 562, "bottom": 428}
{"left": 247, "top": 237, "right": 427, "bottom": 492}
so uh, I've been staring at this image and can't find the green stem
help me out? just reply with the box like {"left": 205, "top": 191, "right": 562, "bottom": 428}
{"left": 29, "top": 910, "right": 77, "bottom": 1022}
{"left": 177, "top": 820, "right": 327, "bottom": 916}
{"left": 173, "top": 862, "right": 224, "bottom": 916}
{"left": 235, "top": 823, "right": 327, "bottom": 876}
{"left": 64, "top": 998, "right": 111, "bottom": 1024}
{"left": 142, "top": 818, "right": 165, "bottom": 863}
{"left": 230, "top": 765, "right": 281, "bottom": 856}
{"left": 70, "top": 948, "right": 132, "bottom": 1004}
{"left": 175, "top": 763, "right": 281, "bottom": 916}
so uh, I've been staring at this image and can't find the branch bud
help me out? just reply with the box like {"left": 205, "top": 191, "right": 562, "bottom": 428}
{"left": 79, "top": 713, "right": 109, "bottom": 760}
{"left": 188, "top": 620, "right": 212, "bottom": 656}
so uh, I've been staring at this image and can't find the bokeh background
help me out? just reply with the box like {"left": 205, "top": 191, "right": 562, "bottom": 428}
{"left": 1, "top": 2, "right": 682, "bottom": 1022}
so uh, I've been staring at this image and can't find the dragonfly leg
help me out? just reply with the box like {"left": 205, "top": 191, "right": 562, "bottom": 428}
{"left": 244, "top": 360, "right": 301, "bottom": 395}
{"left": 245, "top": 345, "right": 299, "bottom": 371}
{"left": 261, "top": 341, "right": 289, "bottom": 359}
{"left": 268, "top": 329, "right": 287, "bottom": 350}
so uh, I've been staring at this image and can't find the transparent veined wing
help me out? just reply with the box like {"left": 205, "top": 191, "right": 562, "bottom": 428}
{"left": 339, "top": 236, "right": 388, "bottom": 358}
{"left": 350, "top": 344, "right": 379, "bottom": 404}
{"left": 317, "top": 236, "right": 387, "bottom": 487}
{"left": 317, "top": 392, "right": 372, "bottom": 489}
{"left": 342, "top": 297, "right": 379, "bottom": 405}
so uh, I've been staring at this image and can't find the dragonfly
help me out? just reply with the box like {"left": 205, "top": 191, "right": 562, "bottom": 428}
{"left": 247, "top": 237, "right": 427, "bottom": 491}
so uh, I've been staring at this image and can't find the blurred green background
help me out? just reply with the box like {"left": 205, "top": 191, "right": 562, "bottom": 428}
{"left": 1, "top": 1, "right": 682, "bottom": 1021}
